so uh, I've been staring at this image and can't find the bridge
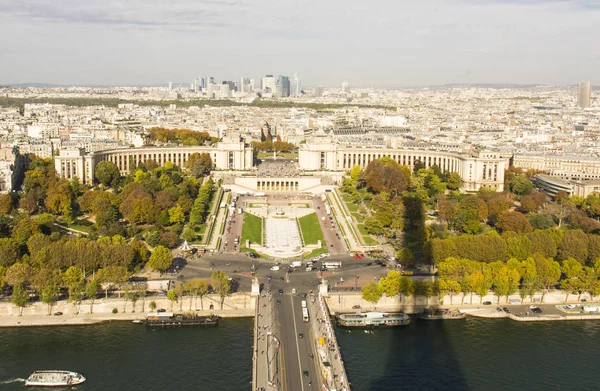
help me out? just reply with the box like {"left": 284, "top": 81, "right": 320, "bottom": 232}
{"left": 253, "top": 279, "right": 350, "bottom": 391}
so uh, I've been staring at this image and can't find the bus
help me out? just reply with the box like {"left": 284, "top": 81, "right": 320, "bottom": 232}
{"left": 301, "top": 300, "right": 307, "bottom": 309}
{"left": 323, "top": 261, "right": 342, "bottom": 270}
{"left": 302, "top": 307, "right": 309, "bottom": 322}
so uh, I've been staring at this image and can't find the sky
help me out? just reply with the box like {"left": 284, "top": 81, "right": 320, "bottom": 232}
{"left": 0, "top": 0, "right": 599, "bottom": 87}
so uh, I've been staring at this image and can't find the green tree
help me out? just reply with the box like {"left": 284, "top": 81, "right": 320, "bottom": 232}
{"left": 529, "top": 213, "right": 555, "bottom": 230}
{"left": 561, "top": 258, "right": 584, "bottom": 302}
{"left": 86, "top": 279, "right": 99, "bottom": 314}
{"left": 185, "top": 153, "right": 213, "bottom": 178}
{"left": 510, "top": 175, "right": 534, "bottom": 195}
{"left": 496, "top": 211, "right": 533, "bottom": 234}
{"left": 95, "top": 161, "right": 121, "bottom": 186}
{"left": 362, "top": 281, "right": 383, "bottom": 307}
{"left": 446, "top": 172, "right": 462, "bottom": 191}
{"left": 148, "top": 246, "right": 173, "bottom": 272}
{"left": 0, "top": 238, "right": 19, "bottom": 267}
{"left": 438, "top": 278, "right": 461, "bottom": 305}
{"left": 63, "top": 266, "right": 84, "bottom": 305}
{"left": 168, "top": 205, "right": 185, "bottom": 225}
{"left": 211, "top": 271, "right": 231, "bottom": 310}
{"left": 187, "top": 278, "right": 209, "bottom": 310}
{"left": 12, "top": 284, "right": 29, "bottom": 316}
{"left": 167, "top": 289, "right": 178, "bottom": 310}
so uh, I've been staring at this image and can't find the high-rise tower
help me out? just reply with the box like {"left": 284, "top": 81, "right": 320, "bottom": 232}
{"left": 578, "top": 81, "right": 591, "bottom": 109}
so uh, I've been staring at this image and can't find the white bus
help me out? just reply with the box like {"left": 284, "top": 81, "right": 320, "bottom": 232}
{"left": 323, "top": 261, "right": 342, "bottom": 270}
{"left": 255, "top": 192, "right": 266, "bottom": 197}
{"left": 325, "top": 204, "right": 331, "bottom": 216}
{"left": 301, "top": 300, "right": 307, "bottom": 308}
{"left": 302, "top": 307, "right": 309, "bottom": 322}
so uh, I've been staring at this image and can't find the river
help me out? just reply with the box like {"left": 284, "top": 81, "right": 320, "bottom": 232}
{"left": 336, "top": 317, "right": 600, "bottom": 391}
{"left": 0, "top": 318, "right": 253, "bottom": 391}
{"left": 2, "top": 317, "right": 600, "bottom": 390}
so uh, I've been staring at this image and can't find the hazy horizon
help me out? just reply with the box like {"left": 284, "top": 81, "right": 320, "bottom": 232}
{"left": 1, "top": 0, "right": 599, "bottom": 87}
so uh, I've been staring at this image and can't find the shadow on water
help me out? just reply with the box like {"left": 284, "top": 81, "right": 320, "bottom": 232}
{"left": 334, "top": 306, "right": 470, "bottom": 391}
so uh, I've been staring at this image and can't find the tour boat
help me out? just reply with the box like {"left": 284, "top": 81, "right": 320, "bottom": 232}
{"left": 417, "top": 308, "right": 467, "bottom": 320}
{"left": 337, "top": 311, "right": 411, "bottom": 327}
{"left": 25, "top": 370, "right": 86, "bottom": 387}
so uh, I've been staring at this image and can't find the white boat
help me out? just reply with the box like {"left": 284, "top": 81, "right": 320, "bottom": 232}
{"left": 25, "top": 370, "right": 86, "bottom": 387}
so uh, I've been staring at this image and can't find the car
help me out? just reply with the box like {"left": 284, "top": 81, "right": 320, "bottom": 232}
{"left": 566, "top": 304, "right": 577, "bottom": 309}
{"left": 330, "top": 244, "right": 334, "bottom": 248}
{"left": 532, "top": 307, "right": 543, "bottom": 314}
{"left": 53, "top": 312, "right": 63, "bottom": 316}
{"left": 276, "top": 299, "right": 281, "bottom": 305}
{"left": 496, "top": 307, "right": 503, "bottom": 312}
{"left": 581, "top": 298, "right": 588, "bottom": 302}
{"left": 502, "top": 307, "right": 510, "bottom": 314}
{"left": 528, "top": 305, "right": 538, "bottom": 310}
{"left": 157, "top": 308, "right": 167, "bottom": 313}
{"left": 309, "top": 353, "right": 314, "bottom": 359}
{"left": 303, "top": 370, "right": 309, "bottom": 377}
{"left": 292, "top": 288, "right": 297, "bottom": 294}
{"left": 352, "top": 305, "right": 361, "bottom": 309}
{"left": 483, "top": 301, "right": 492, "bottom": 305}
{"left": 298, "top": 333, "right": 303, "bottom": 338}
{"left": 279, "top": 289, "right": 284, "bottom": 295}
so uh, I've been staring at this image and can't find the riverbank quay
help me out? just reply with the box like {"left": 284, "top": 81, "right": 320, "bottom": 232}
{"left": 325, "top": 290, "right": 600, "bottom": 323}
{"left": 0, "top": 293, "right": 255, "bottom": 327}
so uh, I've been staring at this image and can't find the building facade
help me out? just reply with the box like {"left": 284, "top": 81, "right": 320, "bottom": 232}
{"left": 578, "top": 81, "right": 592, "bottom": 109}
{"left": 54, "top": 136, "right": 254, "bottom": 184}
{"left": 299, "top": 141, "right": 507, "bottom": 191}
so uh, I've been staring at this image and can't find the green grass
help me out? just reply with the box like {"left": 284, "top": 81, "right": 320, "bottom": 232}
{"left": 298, "top": 213, "right": 325, "bottom": 245}
{"left": 351, "top": 212, "right": 365, "bottom": 223}
{"left": 341, "top": 193, "right": 359, "bottom": 213}
{"left": 357, "top": 224, "right": 369, "bottom": 236}
{"left": 362, "top": 236, "right": 379, "bottom": 246}
{"left": 241, "top": 213, "right": 263, "bottom": 246}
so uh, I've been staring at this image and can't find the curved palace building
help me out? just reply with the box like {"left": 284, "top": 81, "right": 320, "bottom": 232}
{"left": 54, "top": 133, "right": 507, "bottom": 192}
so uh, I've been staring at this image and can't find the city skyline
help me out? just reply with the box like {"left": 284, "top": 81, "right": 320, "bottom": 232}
{"left": 1, "top": 1, "right": 600, "bottom": 86}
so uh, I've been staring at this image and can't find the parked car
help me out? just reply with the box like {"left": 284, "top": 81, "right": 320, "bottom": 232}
{"left": 279, "top": 289, "right": 284, "bottom": 295}
{"left": 502, "top": 307, "right": 510, "bottom": 314}
{"left": 483, "top": 301, "right": 492, "bottom": 305}
{"left": 276, "top": 299, "right": 281, "bottom": 305}
{"left": 53, "top": 312, "right": 63, "bottom": 316}
{"left": 157, "top": 309, "right": 167, "bottom": 313}
{"left": 303, "top": 370, "right": 309, "bottom": 377}
{"left": 352, "top": 305, "right": 361, "bottom": 309}
{"left": 298, "top": 333, "right": 303, "bottom": 338}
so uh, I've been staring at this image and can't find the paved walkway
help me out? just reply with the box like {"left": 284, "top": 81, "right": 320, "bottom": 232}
{"left": 255, "top": 289, "right": 280, "bottom": 391}
{"left": 308, "top": 293, "right": 350, "bottom": 391}
{"left": 327, "top": 192, "right": 362, "bottom": 253}
{"left": 207, "top": 203, "right": 228, "bottom": 250}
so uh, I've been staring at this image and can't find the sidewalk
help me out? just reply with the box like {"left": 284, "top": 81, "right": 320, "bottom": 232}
{"left": 207, "top": 203, "right": 227, "bottom": 250}
{"left": 308, "top": 293, "right": 350, "bottom": 391}
{"left": 255, "top": 289, "right": 279, "bottom": 391}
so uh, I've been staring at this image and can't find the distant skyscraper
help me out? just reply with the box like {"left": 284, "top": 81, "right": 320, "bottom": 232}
{"left": 278, "top": 75, "right": 290, "bottom": 97}
{"left": 262, "top": 75, "right": 276, "bottom": 93}
{"left": 578, "top": 81, "right": 591, "bottom": 108}
{"left": 292, "top": 73, "right": 302, "bottom": 96}
{"left": 240, "top": 76, "right": 251, "bottom": 93}
{"left": 168, "top": 82, "right": 172, "bottom": 91}
{"left": 341, "top": 82, "right": 350, "bottom": 93}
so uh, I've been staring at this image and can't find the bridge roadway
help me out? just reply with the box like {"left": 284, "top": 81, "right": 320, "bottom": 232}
{"left": 254, "top": 279, "right": 350, "bottom": 391}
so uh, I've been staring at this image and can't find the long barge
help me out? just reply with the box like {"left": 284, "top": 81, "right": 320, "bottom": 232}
{"left": 140, "top": 312, "right": 219, "bottom": 326}
{"left": 336, "top": 311, "right": 411, "bottom": 327}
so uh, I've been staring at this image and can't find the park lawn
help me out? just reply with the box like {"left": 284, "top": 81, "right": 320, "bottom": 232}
{"left": 341, "top": 193, "right": 359, "bottom": 213}
{"left": 362, "top": 236, "right": 379, "bottom": 246}
{"left": 241, "top": 213, "right": 263, "bottom": 246}
{"left": 357, "top": 224, "right": 369, "bottom": 236}
{"left": 303, "top": 247, "right": 328, "bottom": 259}
{"left": 351, "top": 212, "right": 365, "bottom": 223}
{"left": 299, "top": 213, "right": 325, "bottom": 245}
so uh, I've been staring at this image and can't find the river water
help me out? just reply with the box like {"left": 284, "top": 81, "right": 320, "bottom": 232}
{"left": 2, "top": 317, "right": 600, "bottom": 390}
{"left": 336, "top": 317, "right": 600, "bottom": 391}
{"left": 0, "top": 318, "right": 253, "bottom": 391}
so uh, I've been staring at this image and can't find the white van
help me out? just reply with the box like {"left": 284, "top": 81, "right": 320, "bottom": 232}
{"left": 271, "top": 265, "right": 280, "bottom": 271}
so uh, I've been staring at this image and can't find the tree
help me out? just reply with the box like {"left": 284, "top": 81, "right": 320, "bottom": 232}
{"left": 211, "top": 271, "right": 231, "bottom": 310}
{"left": 561, "top": 258, "right": 584, "bottom": 302}
{"left": 63, "top": 266, "right": 84, "bottom": 306}
{"left": 362, "top": 281, "right": 383, "bottom": 307}
{"left": 446, "top": 172, "right": 462, "bottom": 191}
{"left": 438, "top": 279, "right": 461, "bottom": 305}
{"left": 149, "top": 301, "right": 157, "bottom": 311}
{"left": 0, "top": 238, "right": 19, "bottom": 267}
{"left": 529, "top": 213, "right": 555, "bottom": 230}
{"left": 185, "top": 153, "right": 213, "bottom": 178}
{"left": 0, "top": 194, "right": 13, "bottom": 213}
{"left": 168, "top": 205, "right": 185, "bottom": 225}
{"left": 86, "top": 279, "right": 99, "bottom": 314}
{"left": 148, "top": 246, "right": 173, "bottom": 272}
{"left": 187, "top": 278, "right": 209, "bottom": 310}
{"left": 557, "top": 230, "right": 589, "bottom": 264}
{"left": 496, "top": 211, "right": 533, "bottom": 233}
{"left": 95, "top": 161, "right": 121, "bottom": 186}
{"left": 534, "top": 255, "right": 561, "bottom": 302}
{"left": 167, "top": 289, "right": 178, "bottom": 310}
{"left": 510, "top": 175, "right": 534, "bottom": 195}
{"left": 12, "top": 285, "right": 29, "bottom": 316}
{"left": 97, "top": 265, "right": 129, "bottom": 299}
{"left": 364, "top": 157, "right": 411, "bottom": 194}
